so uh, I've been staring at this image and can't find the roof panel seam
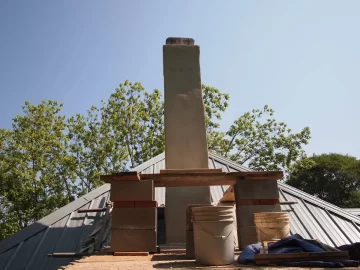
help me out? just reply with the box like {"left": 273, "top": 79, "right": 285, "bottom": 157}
{"left": 324, "top": 209, "right": 353, "bottom": 244}
{"left": 24, "top": 227, "right": 50, "bottom": 270}
{"left": 279, "top": 182, "right": 360, "bottom": 223}
{"left": 44, "top": 212, "right": 73, "bottom": 270}
{"left": 279, "top": 189, "right": 313, "bottom": 238}
{"left": 300, "top": 198, "right": 336, "bottom": 246}
{"left": 4, "top": 241, "right": 23, "bottom": 270}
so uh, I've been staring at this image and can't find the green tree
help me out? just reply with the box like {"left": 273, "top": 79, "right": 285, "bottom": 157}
{"left": 0, "top": 129, "right": 19, "bottom": 239}
{"left": 203, "top": 85, "right": 230, "bottom": 151}
{"left": 0, "top": 81, "right": 312, "bottom": 240}
{"left": 214, "top": 105, "right": 311, "bottom": 175}
{"left": 67, "top": 106, "right": 112, "bottom": 196}
{"left": 98, "top": 82, "right": 232, "bottom": 168}
{"left": 69, "top": 81, "right": 310, "bottom": 176}
{"left": 99, "top": 80, "right": 164, "bottom": 169}
{"left": 0, "top": 101, "right": 76, "bottom": 236}
{"left": 66, "top": 82, "right": 231, "bottom": 194}
{"left": 287, "top": 153, "right": 360, "bottom": 207}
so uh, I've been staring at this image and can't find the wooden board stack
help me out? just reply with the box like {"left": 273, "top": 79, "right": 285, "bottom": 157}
{"left": 255, "top": 251, "right": 349, "bottom": 265}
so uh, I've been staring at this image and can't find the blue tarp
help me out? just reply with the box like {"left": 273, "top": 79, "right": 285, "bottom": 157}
{"left": 338, "top": 242, "right": 360, "bottom": 261}
{"left": 238, "top": 234, "right": 360, "bottom": 268}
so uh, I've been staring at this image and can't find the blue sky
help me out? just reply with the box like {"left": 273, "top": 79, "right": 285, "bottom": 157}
{"left": 1, "top": 0, "right": 359, "bottom": 158}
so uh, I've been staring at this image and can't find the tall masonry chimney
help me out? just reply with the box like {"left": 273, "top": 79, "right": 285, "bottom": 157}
{"left": 163, "top": 37, "right": 211, "bottom": 243}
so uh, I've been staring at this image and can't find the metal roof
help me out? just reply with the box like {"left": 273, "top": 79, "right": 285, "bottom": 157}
{"left": 344, "top": 209, "right": 360, "bottom": 216}
{"left": 0, "top": 184, "right": 111, "bottom": 270}
{"left": 1, "top": 152, "right": 360, "bottom": 269}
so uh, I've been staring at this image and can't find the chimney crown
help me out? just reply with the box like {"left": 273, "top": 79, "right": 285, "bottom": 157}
{"left": 166, "top": 37, "right": 195, "bottom": 45}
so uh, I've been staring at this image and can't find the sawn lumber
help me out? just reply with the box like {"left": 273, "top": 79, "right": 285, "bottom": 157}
{"left": 101, "top": 171, "right": 283, "bottom": 187}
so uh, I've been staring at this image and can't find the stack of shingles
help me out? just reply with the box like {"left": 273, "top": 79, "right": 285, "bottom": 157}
{"left": 110, "top": 172, "right": 157, "bottom": 253}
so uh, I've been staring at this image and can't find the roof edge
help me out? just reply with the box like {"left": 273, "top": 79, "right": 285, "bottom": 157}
{"left": 132, "top": 153, "right": 165, "bottom": 172}
{"left": 278, "top": 182, "right": 360, "bottom": 224}
{"left": 0, "top": 184, "right": 111, "bottom": 254}
{"left": 209, "top": 151, "right": 254, "bottom": 172}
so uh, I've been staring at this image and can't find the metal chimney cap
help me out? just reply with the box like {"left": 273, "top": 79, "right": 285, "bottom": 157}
{"left": 166, "top": 37, "right": 195, "bottom": 45}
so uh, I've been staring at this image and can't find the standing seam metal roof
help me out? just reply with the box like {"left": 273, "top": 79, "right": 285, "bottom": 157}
{"left": 344, "top": 208, "right": 360, "bottom": 216}
{"left": 1, "top": 152, "right": 360, "bottom": 270}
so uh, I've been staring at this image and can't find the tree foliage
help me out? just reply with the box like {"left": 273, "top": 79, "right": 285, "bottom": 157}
{"left": 287, "top": 153, "right": 360, "bottom": 207}
{"left": 209, "top": 105, "right": 311, "bottom": 175}
{"left": 0, "top": 101, "right": 76, "bottom": 239}
{"left": 100, "top": 80, "right": 164, "bottom": 169}
{"left": 0, "top": 80, "right": 311, "bottom": 240}
{"left": 67, "top": 107, "right": 106, "bottom": 196}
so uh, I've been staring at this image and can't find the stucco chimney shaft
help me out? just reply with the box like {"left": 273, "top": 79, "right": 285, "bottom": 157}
{"left": 163, "top": 37, "right": 211, "bottom": 243}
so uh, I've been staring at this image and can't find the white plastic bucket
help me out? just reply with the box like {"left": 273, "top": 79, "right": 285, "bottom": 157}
{"left": 192, "top": 206, "right": 235, "bottom": 266}
{"left": 254, "top": 212, "right": 290, "bottom": 242}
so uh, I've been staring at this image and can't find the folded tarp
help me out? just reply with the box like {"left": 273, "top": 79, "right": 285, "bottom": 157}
{"left": 238, "top": 234, "right": 360, "bottom": 268}
{"left": 338, "top": 242, "right": 360, "bottom": 261}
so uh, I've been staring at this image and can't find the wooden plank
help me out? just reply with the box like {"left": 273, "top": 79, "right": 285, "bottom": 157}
{"left": 150, "top": 174, "right": 236, "bottom": 187}
{"left": 113, "top": 201, "right": 135, "bottom": 208}
{"left": 142, "top": 171, "right": 283, "bottom": 187}
{"left": 100, "top": 175, "right": 112, "bottom": 181}
{"left": 111, "top": 172, "right": 140, "bottom": 181}
{"left": 234, "top": 171, "right": 283, "bottom": 180}
{"left": 160, "top": 168, "right": 223, "bottom": 174}
{"left": 134, "top": 201, "right": 158, "bottom": 208}
{"left": 160, "top": 249, "right": 186, "bottom": 254}
{"left": 101, "top": 171, "right": 283, "bottom": 186}
{"left": 113, "top": 252, "right": 149, "bottom": 256}
{"left": 141, "top": 172, "right": 228, "bottom": 179}
{"left": 255, "top": 251, "right": 349, "bottom": 265}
